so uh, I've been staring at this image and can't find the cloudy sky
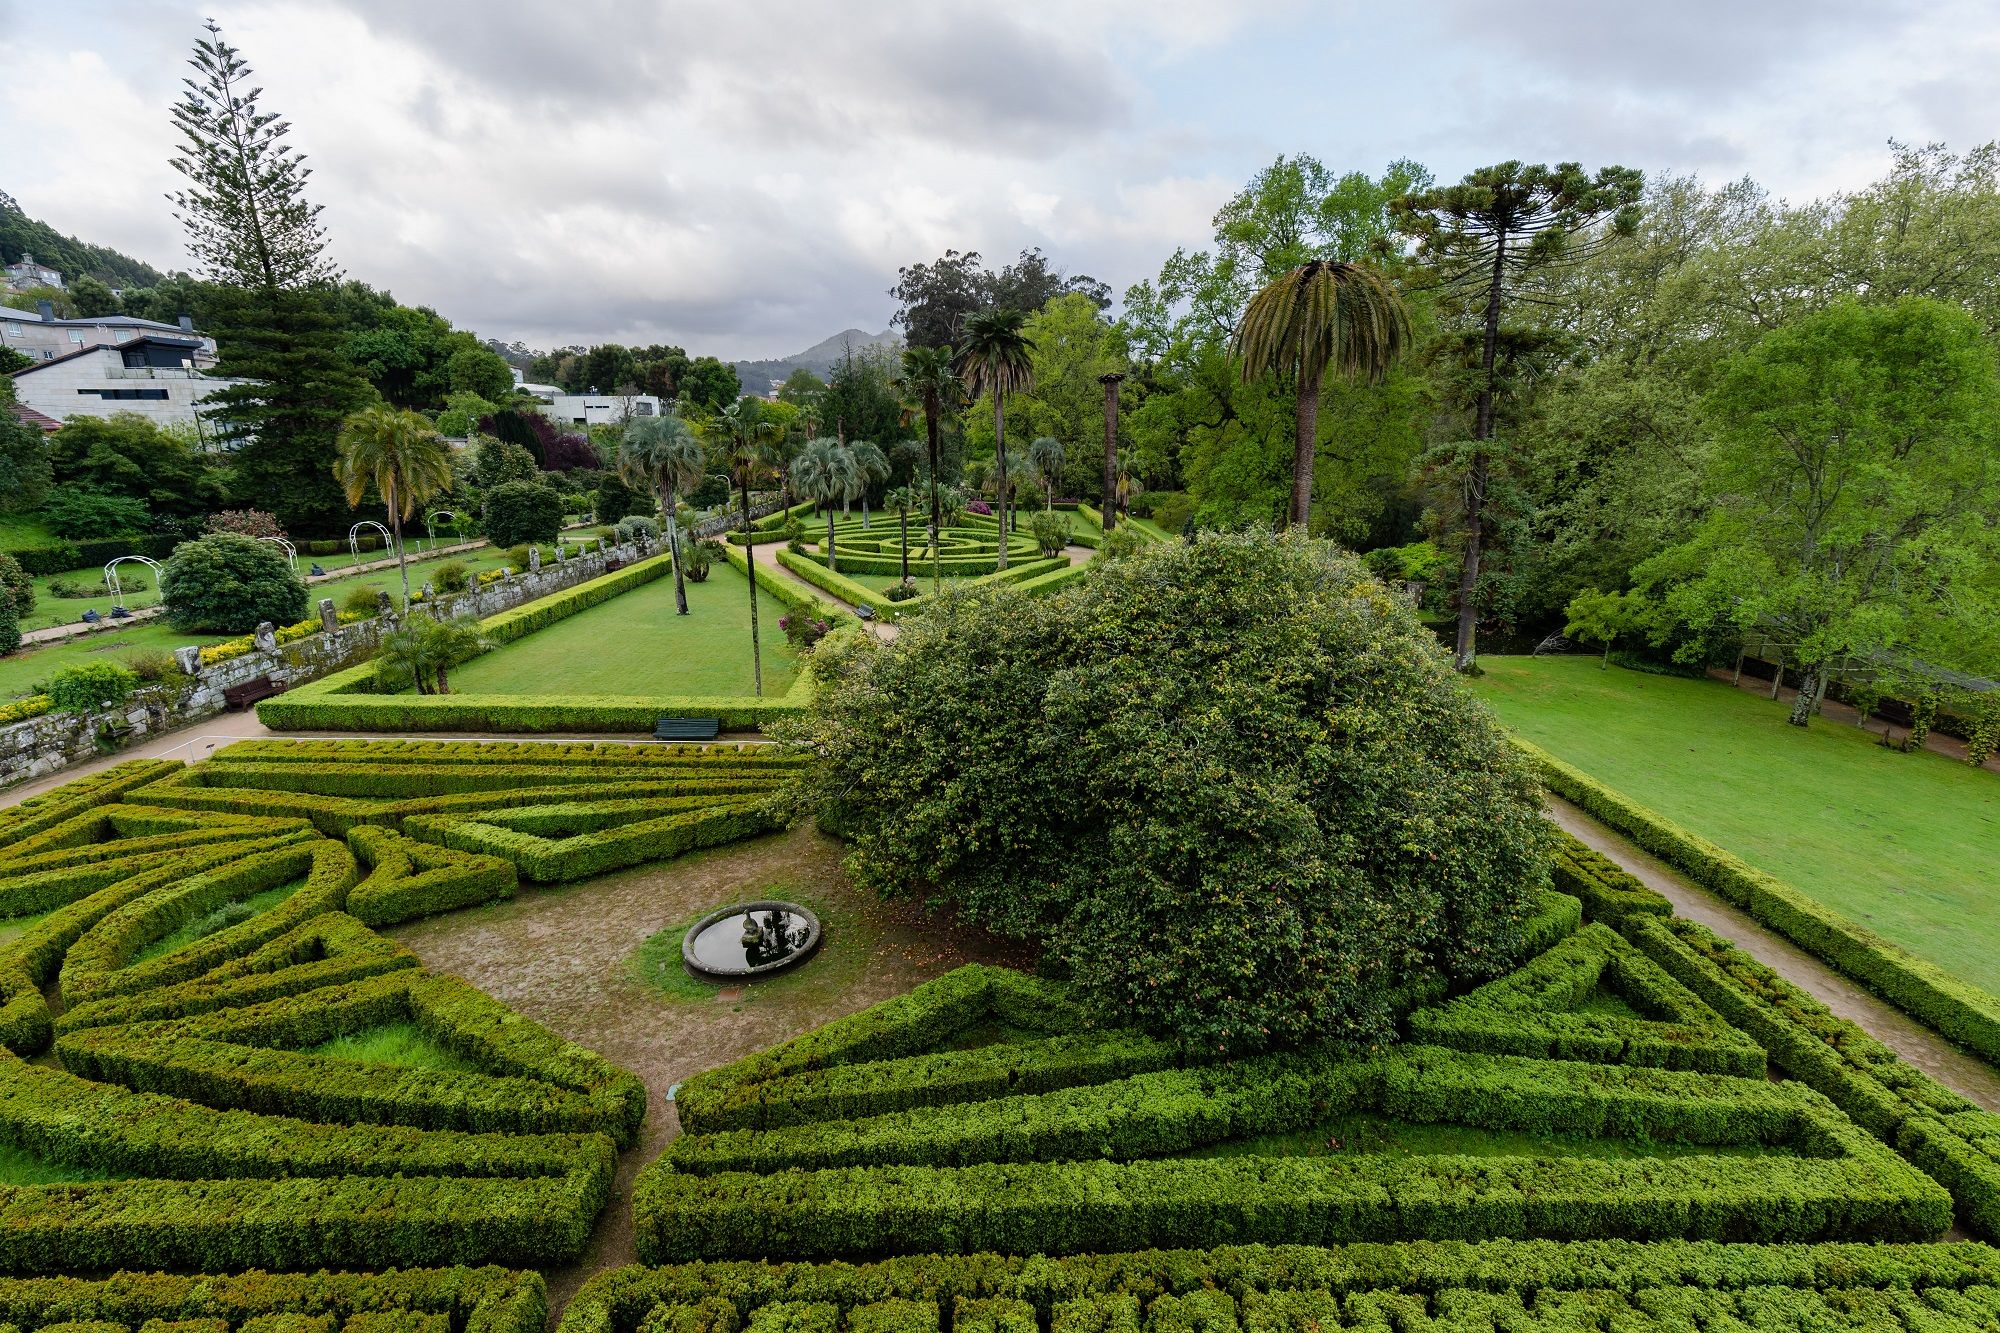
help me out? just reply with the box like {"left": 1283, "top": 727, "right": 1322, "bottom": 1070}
{"left": 4, "top": 2, "right": 1995, "bottom": 359}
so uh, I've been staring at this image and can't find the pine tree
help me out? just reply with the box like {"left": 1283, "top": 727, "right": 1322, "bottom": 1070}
{"left": 168, "top": 19, "right": 369, "bottom": 534}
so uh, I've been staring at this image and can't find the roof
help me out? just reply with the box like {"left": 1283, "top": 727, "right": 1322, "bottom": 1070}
{"left": 0, "top": 306, "right": 202, "bottom": 336}
{"left": 5, "top": 333, "right": 207, "bottom": 377}
{"left": 6, "top": 402, "right": 60, "bottom": 432}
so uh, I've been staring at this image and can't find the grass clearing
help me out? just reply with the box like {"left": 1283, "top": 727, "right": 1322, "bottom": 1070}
{"left": 131, "top": 880, "right": 301, "bottom": 966}
{"left": 0, "top": 1140, "right": 127, "bottom": 1186}
{"left": 303, "top": 1021, "right": 483, "bottom": 1073}
{"left": 444, "top": 559, "right": 799, "bottom": 698}
{"left": 1471, "top": 655, "right": 2000, "bottom": 993}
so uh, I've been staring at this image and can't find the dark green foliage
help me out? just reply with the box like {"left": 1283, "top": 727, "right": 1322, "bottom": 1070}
{"left": 595, "top": 471, "right": 651, "bottom": 523}
{"left": 160, "top": 532, "right": 309, "bottom": 633}
{"left": 0, "top": 1265, "right": 544, "bottom": 1331}
{"left": 481, "top": 481, "right": 563, "bottom": 547}
{"left": 48, "top": 414, "right": 223, "bottom": 527}
{"left": 0, "top": 582, "right": 16, "bottom": 656}
{"left": 0, "top": 406, "right": 50, "bottom": 513}
{"left": 775, "top": 531, "right": 1553, "bottom": 1053}
{"left": 44, "top": 661, "right": 138, "bottom": 716}
{"left": 41, "top": 485, "right": 150, "bottom": 539}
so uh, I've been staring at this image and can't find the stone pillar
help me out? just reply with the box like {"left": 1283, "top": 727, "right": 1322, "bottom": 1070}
{"left": 318, "top": 597, "right": 338, "bottom": 633}
{"left": 555, "top": 543, "right": 566, "bottom": 563}
{"left": 174, "top": 645, "right": 202, "bottom": 675}
{"left": 376, "top": 591, "right": 394, "bottom": 617}
{"left": 528, "top": 546, "right": 541, "bottom": 572}
{"left": 252, "top": 621, "right": 278, "bottom": 654}
{"left": 422, "top": 582, "right": 435, "bottom": 599}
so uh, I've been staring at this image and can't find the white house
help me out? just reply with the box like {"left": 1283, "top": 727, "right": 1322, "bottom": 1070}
{"left": 2, "top": 253, "right": 63, "bottom": 291}
{"left": 7, "top": 333, "right": 244, "bottom": 434}
{"left": 537, "top": 393, "right": 661, "bottom": 427}
{"left": 2, "top": 300, "right": 218, "bottom": 366}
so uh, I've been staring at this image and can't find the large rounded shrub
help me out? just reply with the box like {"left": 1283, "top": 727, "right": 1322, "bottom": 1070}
{"left": 160, "top": 532, "right": 308, "bottom": 633}
{"left": 775, "top": 530, "right": 1552, "bottom": 1053}
{"left": 481, "top": 480, "right": 563, "bottom": 548}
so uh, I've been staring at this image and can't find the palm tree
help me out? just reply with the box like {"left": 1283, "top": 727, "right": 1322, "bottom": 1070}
{"left": 1028, "top": 436, "right": 1065, "bottom": 509}
{"left": 710, "top": 397, "right": 781, "bottom": 696}
{"left": 374, "top": 611, "right": 493, "bottom": 694}
{"left": 955, "top": 310, "right": 1035, "bottom": 571}
{"left": 791, "top": 437, "right": 858, "bottom": 572}
{"left": 1232, "top": 260, "right": 1411, "bottom": 532}
{"left": 897, "top": 345, "right": 961, "bottom": 592}
{"left": 333, "top": 406, "right": 453, "bottom": 609}
{"left": 1097, "top": 371, "right": 1124, "bottom": 532}
{"left": 849, "top": 440, "right": 890, "bottom": 528}
{"left": 1006, "top": 452, "right": 1037, "bottom": 527}
{"left": 1113, "top": 454, "right": 1142, "bottom": 521}
{"left": 619, "top": 413, "right": 707, "bottom": 615}
{"left": 882, "top": 485, "right": 917, "bottom": 582}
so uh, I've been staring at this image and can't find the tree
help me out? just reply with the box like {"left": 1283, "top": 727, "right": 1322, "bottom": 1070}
{"left": 1097, "top": 372, "right": 1124, "bottom": 531}
{"left": 1027, "top": 436, "right": 1065, "bottom": 508}
{"left": 472, "top": 436, "right": 539, "bottom": 489}
{"left": 1395, "top": 161, "right": 1643, "bottom": 671}
{"left": 168, "top": 20, "right": 371, "bottom": 533}
{"left": 374, "top": 611, "right": 494, "bottom": 695}
{"left": 48, "top": 413, "right": 221, "bottom": 528}
{"left": 773, "top": 530, "right": 1551, "bottom": 1052}
{"left": 620, "top": 413, "right": 706, "bottom": 614}
{"left": 710, "top": 397, "right": 781, "bottom": 695}
{"left": 447, "top": 345, "right": 514, "bottom": 400}
{"left": 68, "top": 275, "right": 120, "bottom": 318}
{"left": 1563, "top": 588, "right": 1649, "bottom": 667}
{"left": 679, "top": 357, "right": 741, "bottom": 411}
{"left": 849, "top": 440, "right": 889, "bottom": 527}
{"left": 891, "top": 247, "right": 1109, "bottom": 348}
{"left": 792, "top": 438, "right": 859, "bottom": 571}
{"left": 480, "top": 480, "right": 563, "bottom": 547}
{"left": 897, "top": 344, "right": 961, "bottom": 592}
{"left": 0, "top": 399, "right": 50, "bottom": 512}
{"left": 956, "top": 309, "right": 1035, "bottom": 569}
{"left": 883, "top": 485, "right": 917, "bottom": 582}
{"left": 205, "top": 509, "right": 284, "bottom": 539}
{"left": 161, "top": 532, "right": 308, "bottom": 633}
{"left": 334, "top": 406, "right": 453, "bottom": 608}
{"left": 1232, "top": 260, "right": 1412, "bottom": 533}
{"left": 593, "top": 472, "right": 651, "bottom": 524}
{"left": 43, "top": 487, "right": 150, "bottom": 539}
{"left": 1639, "top": 297, "right": 2000, "bottom": 727}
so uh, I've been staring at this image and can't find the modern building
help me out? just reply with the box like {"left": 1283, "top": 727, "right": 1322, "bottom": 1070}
{"left": 537, "top": 392, "right": 661, "bottom": 427}
{"left": 6, "top": 333, "right": 244, "bottom": 434}
{"left": 2, "top": 253, "right": 63, "bottom": 291}
{"left": 2, "top": 299, "right": 219, "bottom": 367}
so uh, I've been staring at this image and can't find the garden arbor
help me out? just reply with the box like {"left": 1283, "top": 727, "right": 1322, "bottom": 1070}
{"left": 258, "top": 535, "right": 299, "bottom": 573}
{"left": 423, "top": 510, "right": 461, "bottom": 552}
{"left": 103, "top": 555, "right": 164, "bottom": 613}
{"left": 349, "top": 520, "right": 394, "bottom": 563}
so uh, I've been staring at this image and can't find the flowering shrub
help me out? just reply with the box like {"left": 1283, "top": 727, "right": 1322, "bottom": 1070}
{"left": 0, "top": 695, "right": 52, "bottom": 726}
{"left": 779, "top": 613, "right": 833, "bottom": 654}
{"left": 204, "top": 510, "right": 286, "bottom": 541}
{"left": 966, "top": 500, "right": 993, "bottom": 516}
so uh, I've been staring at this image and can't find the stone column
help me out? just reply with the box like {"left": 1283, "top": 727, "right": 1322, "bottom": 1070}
{"left": 529, "top": 546, "right": 541, "bottom": 572}
{"left": 252, "top": 621, "right": 278, "bottom": 654}
{"left": 174, "top": 645, "right": 202, "bottom": 675}
{"left": 318, "top": 597, "right": 338, "bottom": 633}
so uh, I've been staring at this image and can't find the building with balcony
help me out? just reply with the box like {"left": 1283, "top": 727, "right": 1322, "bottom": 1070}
{"left": 6, "top": 333, "right": 244, "bottom": 434}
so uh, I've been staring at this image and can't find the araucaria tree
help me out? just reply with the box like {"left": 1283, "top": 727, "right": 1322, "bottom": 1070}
{"left": 169, "top": 20, "right": 370, "bottom": 534}
{"left": 620, "top": 414, "right": 707, "bottom": 615}
{"left": 332, "top": 407, "right": 452, "bottom": 608}
{"left": 1638, "top": 297, "right": 2000, "bottom": 727}
{"left": 775, "top": 530, "right": 1552, "bottom": 1053}
{"left": 1394, "top": 161, "right": 1643, "bottom": 672}
{"left": 1233, "top": 261, "right": 1412, "bottom": 532}
{"left": 956, "top": 309, "right": 1035, "bottom": 569}
{"left": 897, "top": 344, "right": 961, "bottom": 591}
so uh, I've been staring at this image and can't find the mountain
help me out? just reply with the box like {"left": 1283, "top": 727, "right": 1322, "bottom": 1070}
{"left": 0, "top": 191, "right": 164, "bottom": 290}
{"left": 734, "top": 327, "right": 900, "bottom": 396}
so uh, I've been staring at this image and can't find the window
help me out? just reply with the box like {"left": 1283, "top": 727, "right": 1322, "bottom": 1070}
{"left": 41, "top": 349, "right": 54, "bottom": 360}
{"left": 3, "top": 322, "right": 19, "bottom": 337}
{"left": 77, "top": 388, "right": 169, "bottom": 400}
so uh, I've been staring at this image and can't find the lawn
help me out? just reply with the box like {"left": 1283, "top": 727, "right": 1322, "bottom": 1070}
{"left": 1471, "top": 655, "right": 2000, "bottom": 994}
{"left": 0, "top": 620, "right": 227, "bottom": 700}
{"left": 443, "top": 560, "right": 798, "bottom": 698}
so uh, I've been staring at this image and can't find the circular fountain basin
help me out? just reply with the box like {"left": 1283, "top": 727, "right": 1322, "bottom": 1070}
{"left": 682, "top": 900, "right": 822, "bottom": 980}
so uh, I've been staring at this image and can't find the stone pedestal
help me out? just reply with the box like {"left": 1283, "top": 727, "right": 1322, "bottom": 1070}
{"left": 318, "top": 598, "right": 338, "bottom": 632}
{"left": 252, "top": 621, "right": 278, "bottom": 654}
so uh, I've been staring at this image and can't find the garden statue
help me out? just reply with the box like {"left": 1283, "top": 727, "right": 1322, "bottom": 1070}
{"left": 422, "top": 582, "right": 435, "bottom": 599}
{"left": 253, "top": 621, "right": 278, "bottom": 654}
{"left": 529, "top": 547, "right": 541, "bottom": 572}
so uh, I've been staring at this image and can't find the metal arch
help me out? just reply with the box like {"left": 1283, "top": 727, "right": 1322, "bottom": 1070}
{"left": 102, "top": 555, "right": 165, "bottom": 612}
{"left": 258, "top": 536, "right": 298, "bottom": 573}
{"left": 349, "top": 520, "right": 395, "bottom": 563}
{"left": 424, "top": 510, "right": 461, "bottom": 552}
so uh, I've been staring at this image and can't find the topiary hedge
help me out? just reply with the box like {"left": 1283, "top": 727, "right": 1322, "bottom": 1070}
{"left": 159, "top": 531, "right": 309, "bottom": 633}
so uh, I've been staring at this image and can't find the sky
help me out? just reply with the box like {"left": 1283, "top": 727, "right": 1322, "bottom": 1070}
{"left": 4, "top": 1, "right": 1997, "bottom": 360}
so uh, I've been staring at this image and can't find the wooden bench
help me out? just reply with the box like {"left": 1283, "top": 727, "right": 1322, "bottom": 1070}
{"left": 223, "top": 676, "right": 284, "bottom": 710}
{"left": 653, "top": 716, "right": 721, "bottom": 741}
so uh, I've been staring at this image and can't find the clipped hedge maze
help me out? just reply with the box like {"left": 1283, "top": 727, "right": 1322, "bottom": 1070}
{"left": 566, "top": 1240, "right": 2000, "bottom": 1333}
{"left": 0, "top": 742, "right": 789, "bottom": 1276}
{"left": 634, "top": 931, "right": 1951, "bottom": 1262}
{"left": 810, "top": 514, "right": 1041, "bottom": 579}
{"left": 0, "top": 1265, "right": 545, "bottom": 1331}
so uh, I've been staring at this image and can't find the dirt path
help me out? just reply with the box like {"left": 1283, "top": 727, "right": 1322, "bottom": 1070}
{"left": 386, "top": 822, "right": 1025, "bottom": 1313}
{"left": 1547, "top": 794, "right": 2000, "bottom": 1111}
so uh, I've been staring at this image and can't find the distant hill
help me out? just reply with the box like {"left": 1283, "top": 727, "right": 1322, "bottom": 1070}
{"left": 734, "top": 327, "right": 900, "bottom": 396}
{"left": 0, "top": 191, "right": 163, "bottom": 290}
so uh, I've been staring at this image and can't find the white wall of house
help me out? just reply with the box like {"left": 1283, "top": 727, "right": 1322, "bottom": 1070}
{"left": 538, "top": 393, "right": 660, "bottom": 426}
{"left": 11, "top": 347, "right": 240, "bottom": 432}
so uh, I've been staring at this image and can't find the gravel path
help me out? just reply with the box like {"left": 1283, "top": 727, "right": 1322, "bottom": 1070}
{"left": 1548, "top": 794, "right": 2000, "bottom": 1111}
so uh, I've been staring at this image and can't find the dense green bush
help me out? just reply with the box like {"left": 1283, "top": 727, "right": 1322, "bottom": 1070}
{"left": 0, "top": 1265, "right": 546, "bottom": 1330}
{"left": 774, "top": 532, "right": 1553, "bottom": 1053}
{"left": 482, "top": 480, "right": 564, "bottom": 547}
{"left": 160, "top": 532, "right": 309, "bottom": 633}
{"left": 44, "top": 660, "right": 138, "bottom": 715}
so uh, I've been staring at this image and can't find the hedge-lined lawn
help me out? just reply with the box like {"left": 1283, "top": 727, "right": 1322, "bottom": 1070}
{"left": 0, "top": 621, "right": 228, "bottom": 700}
{"left": 443, "top": 560, "right": 799, "bottom": 698}
{"left": 1471, "top": 656, "right": 2000, "bottom": 994}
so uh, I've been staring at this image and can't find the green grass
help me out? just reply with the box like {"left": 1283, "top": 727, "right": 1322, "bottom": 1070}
{"left": 0, "top": 1140, "right": 127, "bottom": 1185}
{"left": 1186, "top": 1110, "right": 1793, "bottom": 1162}
{"left": 630, "top": 919, "right": 720, "bottom": 1000}
{"left": 0, "top": 910, "right": 52, "bottom": 949}
{"left": 131, "top": 880, "right": 300, "bottom": 966}
{"left": 445, "top": 560, "right": 798, "bottom": 698}
{"left": 303, "top": 1021, "right": 483, "bottom": 1073}
{"left": 0, "top": 620, "right": 228, "bottom": 700}
{"left": 1472, "top": 655, "right": 2000, "bottom": 993}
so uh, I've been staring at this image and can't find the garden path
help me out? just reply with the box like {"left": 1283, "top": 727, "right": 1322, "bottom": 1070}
{"left": 1708, "top": 667, "right": 2000, "bottom": 773}
{"left": 1547, "top": 794, "right": 2000, "bottom": 1111}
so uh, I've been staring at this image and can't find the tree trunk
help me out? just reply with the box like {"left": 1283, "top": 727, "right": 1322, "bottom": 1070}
{"left": 1770, "top": 663, "right": 1784, "bottom": 701}
{"left": 1601, "top": 642, "right": 1611, "bottom": 669}
{"left": 435, "top": 662, "right": 450, "bottom": 695}
{"left": 1288, "top": 366, "right": 1322, "bottom": 530}
{"left": 1100, "top": 376, "right": 1121, "bottom": 533}
{"left": 1788, "top": 664, "right": 1822, "bottom": 728}
{"left": 388, "top": 482, "right": 412, "bottom": 609}
{"left": 994, "top": 393, "right": 1009, "bottom": 571}
{"left": 899, "top": 510, "right": 910, "bottom": 582}
{"left": 1454, "top": 229, "right": 1510, "bottom": 675}
{"left": 825, "top": 506, "right": 838, "bottom": 573}
{"left": 664, "top": 482, "right": 688, "bottom": 615}
{"left": 925, "top": 399, "right": 943, "bottom": 593}
{"left": 1731, "top": 648, "right": 1745, "bottom": 686}
{"left": 741, "top": 474, "right": 763, "bottom": 697}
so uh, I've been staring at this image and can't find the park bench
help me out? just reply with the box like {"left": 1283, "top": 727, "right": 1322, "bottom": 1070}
{"left": 223, "top": 676, "right": 284, "bottom": 710}
{"left": 653, "top": 716, "right": 721, "bottom": 741}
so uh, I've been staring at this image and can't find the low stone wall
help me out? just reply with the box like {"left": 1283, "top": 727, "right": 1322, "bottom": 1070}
{"left": 0, "top": 536, "right": 654, "bottom": 789}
